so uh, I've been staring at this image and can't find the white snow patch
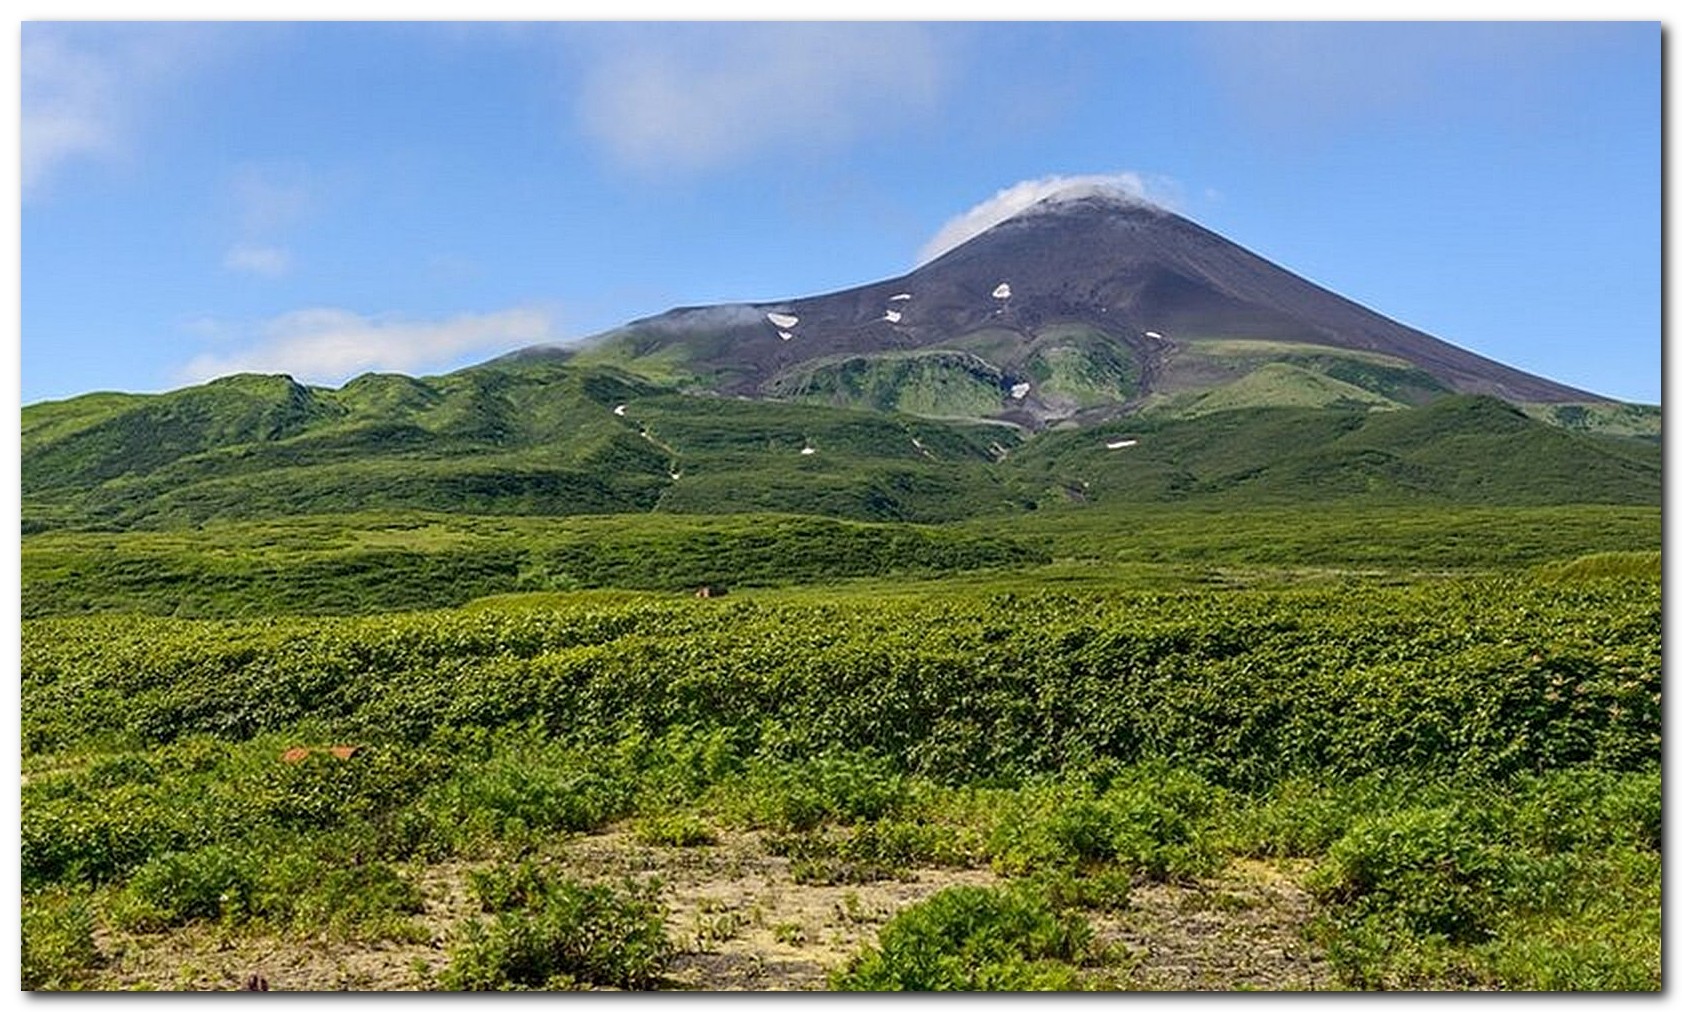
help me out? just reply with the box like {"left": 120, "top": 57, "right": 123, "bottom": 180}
{"left": 1144, "top": 331, "right": 1163, "bottom": 340}
{"left": 799, "top": 446, "right": 816, "bottom": 456}
{"left": 888, "top": 293, "right": 912, "bottom": 301}
{"left": 883, "top": 309, "right": 902, "bottom": 323}
{"left": 766, "top": 312, "right": 799, "bottom": 329}
{"left": 992, "top": 282, "right": 1012, "bottom": 299}
{"left": 613, "top": 404, "right": 627, "bottom": 416}
{"left": 778, "top": 331, "right": 794, "bottom": 341}
{"left": 1106, "top": 439, "right": 1138, "bottom": 450}
{"left": 1009, "top": 382, "right": 1031, "bottom": 399}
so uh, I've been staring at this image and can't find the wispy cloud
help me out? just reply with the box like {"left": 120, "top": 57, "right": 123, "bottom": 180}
{"left": 222, "top": 244, "right": 292, "bottom": 278}
{"left": 21, "top": 31, "right": 116, "bottom": 191}
{"left": 1196, "top": 22, "right": 1612, "bottom": 136}
{"left": 231, "top": 164, "right": 313, "bottom": 234}
{"left": 917, "top": 172, "right": 1179, "bottom": 264}
{"left": 178, "top": 307, "right": 556, "bottom": 387}
{"left": 572, "top": 23, "right": 950, "bottom": 174}
{"left": 220, "top": 163, "right": 316, "bottom": 279}
{"left": 22, "top": 23, "right": 226, "bottom": 196}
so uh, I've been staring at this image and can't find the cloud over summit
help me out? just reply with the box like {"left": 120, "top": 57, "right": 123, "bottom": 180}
{"left": 916, "top": 173, "right": 1177, "bottom": 265}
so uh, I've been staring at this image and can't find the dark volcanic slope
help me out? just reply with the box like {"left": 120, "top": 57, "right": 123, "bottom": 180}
{"left": 529, "top": 190, "right": 1601, "bottom": 408}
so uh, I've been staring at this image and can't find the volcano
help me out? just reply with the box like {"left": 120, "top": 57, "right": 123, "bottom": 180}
{"left": 24, "top": 185, "right": 1656, "bottom": 534}
{"left": 521, "top": 187, "right": 1604, "bottom": 428}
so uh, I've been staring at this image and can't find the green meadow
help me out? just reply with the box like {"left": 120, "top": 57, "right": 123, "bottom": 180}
{"left": 20, "top": 499, "right": 1661, "bottom": 990}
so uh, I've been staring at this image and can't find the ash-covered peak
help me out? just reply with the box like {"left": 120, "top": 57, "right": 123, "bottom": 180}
{"left": 916, "top": 174, "right": 1173, "bottom": 264}
{"left": 1014, "top": 181, "right": 1165, "bottom": 218}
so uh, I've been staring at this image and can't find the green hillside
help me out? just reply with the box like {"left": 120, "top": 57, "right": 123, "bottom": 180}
{"left": 24, "top": 359, "right": 1661, "bottom": 535}
{"left": 1004, "top": 395, "right": 1661, "bottom": 508}
{"left": 23, "top": 361, "right": 1028, "bottom": 530}
{"left": 1520, "top": 400, "right": 1662, "bottom": 440}
{"left": 1148, "top": 338, "right": 1451, "bottom": 408}
{"left": 1153, "top": 361, "right": 1403, "bottom": 417}
{"left": 763, "top": 349, "right": 1010, "bottom": 418}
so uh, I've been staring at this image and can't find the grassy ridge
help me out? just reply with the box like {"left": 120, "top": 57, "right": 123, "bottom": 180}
{"left": 1009, "top": 396, "right": 1661, "bottom": 507}
{"left": 24, "top": 358, "right": 1662, "bottom": 533}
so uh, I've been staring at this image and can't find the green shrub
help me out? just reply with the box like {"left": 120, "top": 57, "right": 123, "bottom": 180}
{"left": 22, "top": 891, "right": 101, "bottom": 990}
{"left": 1309, "top": 805, "right": 1510, "bottom": 943}
{"left": 114, "top": 844, "right": 261, "bottom": 931}
{"left": 771, "top": 819, "right": 975, "bottom": 884}
{"left": 1501, "top": 767, "right": 1661, "bottom": 853}
{"left": 988, "top": 767, "right": 1222, "bottom": 880}
{"left": 421, "top": 748, "right": 633, "bottom": 848}
{"left": 633, "top": 813, "right": 717, "bottom": 848}
{"left": 258, "top": 852, "right": 426, "bottom": 940}
{"left": 1222, "top": 775, "right": 1416, "bottom": 858}
{"left": 831, "top": 884, "right": 1093, "bottom": 991}
{"left": 722, "top": 753, "right": 912, "bottom": 831}
{"left": 1025, "top": 867, "right": 1133, "bottom": 913}
{"left": 442, "top": 865, "right": 672, "bottom": 990}
{"left": 1533, "top": 551, "right": 1660, "bottom": 583}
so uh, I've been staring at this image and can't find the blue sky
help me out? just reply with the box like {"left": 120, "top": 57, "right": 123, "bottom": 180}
{"left": 19, "top": 21, "right": 1662, "bottom": 405}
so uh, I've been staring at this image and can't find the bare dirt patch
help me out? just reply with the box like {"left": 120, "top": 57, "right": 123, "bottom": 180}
{"left": 1094, "top": 858, "right": 1336, "bottom": 990}
{"left": 83, "top": 831, "right": 1334, "bottom": 991}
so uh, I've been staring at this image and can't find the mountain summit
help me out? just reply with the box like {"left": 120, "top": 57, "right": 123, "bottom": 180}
{"left": 530, "top": 186, "right": 1602, "bottom": 428}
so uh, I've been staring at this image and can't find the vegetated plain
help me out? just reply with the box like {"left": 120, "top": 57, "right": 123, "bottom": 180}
{"left": 20, "top": 495, "right": 1661, "bottom": 991}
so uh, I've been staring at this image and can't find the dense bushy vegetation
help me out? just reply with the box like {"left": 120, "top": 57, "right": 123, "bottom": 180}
{"left": 22, "top": 577, "right": 1657, "bottom": 781}
{"left": 831, "top": 883, "right": 1097, "bottom": 990}
{"left": 20, "top": 562, "right": 1661, "bottom": 990}
{"left": 442, "top": 866, "right": 672, "bottom": 990}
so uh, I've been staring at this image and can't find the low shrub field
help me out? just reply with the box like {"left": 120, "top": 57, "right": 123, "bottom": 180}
{"left": 20, "top": 569, "right": 1660, "bottom": 990}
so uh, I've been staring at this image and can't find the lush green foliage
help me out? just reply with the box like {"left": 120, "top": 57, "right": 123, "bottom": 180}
{"left": 20, "top": 501, "right": 1660, "bottom": 621}
{"left": 442, "top": 865, "right": 672, "bottom": 990}
{"left": 1299, "top": 769, "right": 1661, "bottom": 989}
{"left": 986, "top": 763, "right": 1225, "bottom": 881}
{"left": 1532, "top": 550, "right": 1661, "bottom": 583}
{"left": 23, "top": 575, "right": 1658, "bottom": 788}
{"left": 830, "top": 884, "right": 1095, "bottom": 990}
{"left": 18, "top": 553, "right": 1661, "bottom": 990}
{"left": 987, "top": 503, "right": 1659, "bottom": 572}
{"left": 22, "top": 891, "right": 101, "bottom": 990}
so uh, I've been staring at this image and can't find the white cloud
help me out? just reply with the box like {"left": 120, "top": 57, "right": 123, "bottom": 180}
{"left": 22, "top": 30, "right": 120, "bottom": 191}
{"left": 178, "top": 307, "right": 556, "bottom": 387}
{"left": 22, "top": 24, "right": 226, "bottom": 196}
{"left": 222, "top": 244, "right": 292, "bottom": 279}
{"left": 916, "top": 173, "right": 1179, "bottom": 264}
{"left": 231, "top": 165, "right": 313, "bottom": 234}
{"left": 573, "top": 23, "right": 949, "bottom": 173}
{"left": 221, "top": 164, "right": 315, "bottom": 276}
